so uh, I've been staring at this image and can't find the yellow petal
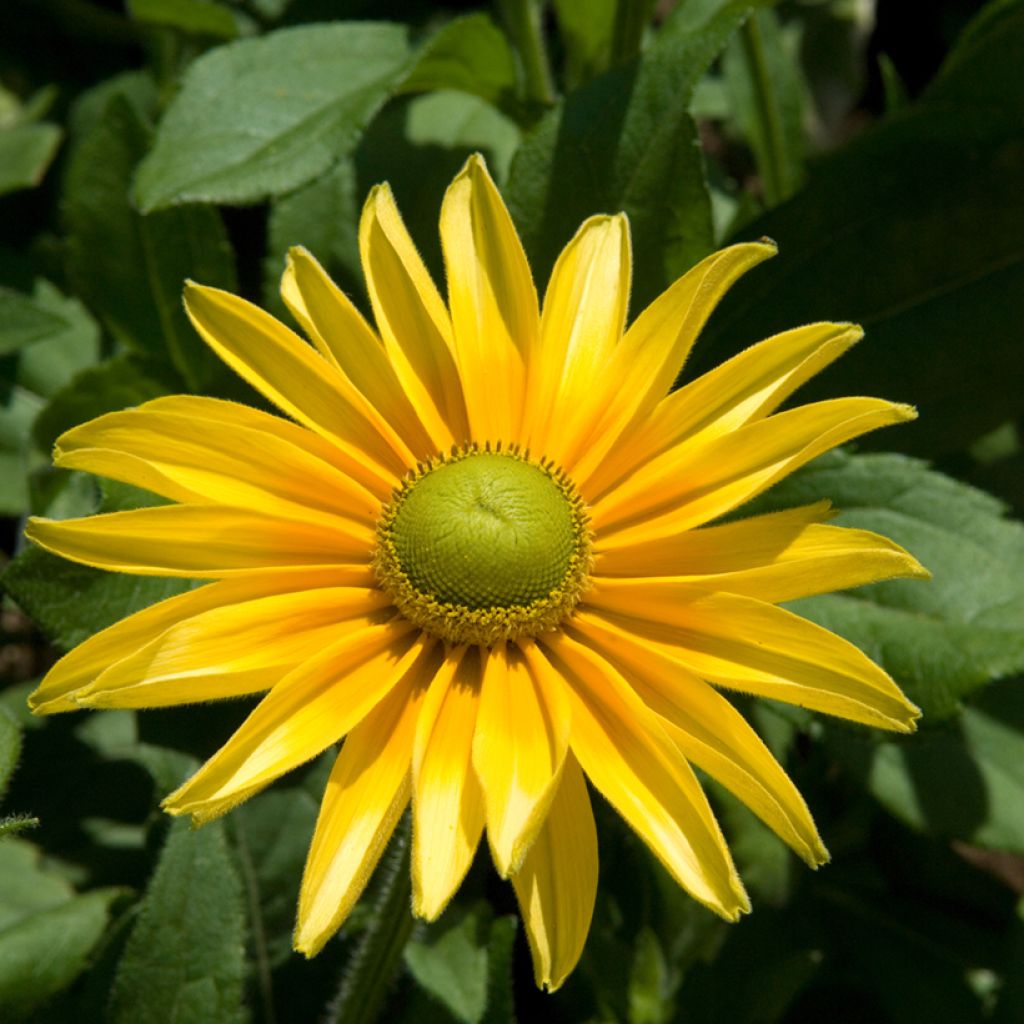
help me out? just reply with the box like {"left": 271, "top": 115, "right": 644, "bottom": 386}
{"left": 472, "top": 642, "right": 570, "bottom": 878}
{"left": 359, "top": 183, "right": 468, "bottom": 447}
{"left": 531, "top": 634, "right": 748, "bottom": 919}
{"left": 295, "top": 648, "right": 437, "bottom": 956}
{"left": 593, "top": 398, "right": 917, "bottom": 543}
{"left": 164, "top": 620, "right": 424, "bottom": 823}
{"left": 584, "top": 321, "right": 861, "bottom": 496}
{"left": 528, "top": 214, "right": 631, "bottom": 467}
{"left": 571, "top": 614, "right": 827, "bottom": 866}
{"left": 77, "top": 586, "right": 389, "bottom": 710}
{"left": 282, "top": 247, "right": 439, "bottom": 460}
{"left": 584, "top": 586, "right": 920, "bottom": 731}
{"left": 26, "top": 505, "right": 373, "bottom": 578}
{"left": 568, "top": 241, "right": 776, "bottom": 483}
{"left": 511, "top": 754, "right": 597, "bottom": 992}
{"left": 27, "top": 567, "right": 373, "bottom": 714}
{"left": 123, "top": 394, "right": 389, "bottom": 500}
{"left": 440, "top": 154, "right": 538, "bottom": 441}
{"left": 55, "top": 404, "right": 379, "bottom": 529}
{"left": 595, "top": 505, "right": 929, "bottom": 602}
{"left": 183, "top": 282, "right": 402, "bottom": 496}
{"left": 412, "top": 647, "right": 485, "bottom": 920}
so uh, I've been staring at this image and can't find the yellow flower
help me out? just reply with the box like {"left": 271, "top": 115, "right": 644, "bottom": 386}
{"left": 25, "top": 155, "right": 925, "bottom": 991}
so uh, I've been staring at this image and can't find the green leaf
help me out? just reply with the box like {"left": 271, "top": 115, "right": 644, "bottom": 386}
{"left": 65, "top": 96, "right": 236, "bottom": 391}
{"left": 506, "top": 0, "right": 757, "bottom": 308}
{"left": 401, "top": 14, "right": 518, "bottom": 114}
{"left": 697, "top": 2, "right": 1024, "bottom": 456}
{"left": 405, "top": 903, "right": 516, "bottom": 1024}
{"left": 108, "top": 818, "right": 247, "bottom": 1024}
{"left": 0, "top": 288, "right": 69, "bottom": 356}
{"left": 723, "top": 8, "right": 807, "bottom": 206}
{"left": 134, "top": 22, "right": 414, "bottom": 211}
{"left": 127, "top": 0, "right": 243, "bottom": 39}
{"left": 265, "top": 90, "right": 520, "bottom": 314}
{"left": 0, "top": 840, "right": 121, "bottom": 1021}
{"left": 0, "top": 122, "right": 62, "bottom": 197}
{"left": 835, "top": 678, "right": 1024, "bottom": 854}
{"left": 746, "top": 449, "right": 1024, "bottom": 719}
{"left": 0, "top": 282, "right": 100, "bottom": 516}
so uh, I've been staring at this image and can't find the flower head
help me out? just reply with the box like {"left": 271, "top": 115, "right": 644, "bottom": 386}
{"left": 26, "top": 155, "right": 925, "bottom": 990}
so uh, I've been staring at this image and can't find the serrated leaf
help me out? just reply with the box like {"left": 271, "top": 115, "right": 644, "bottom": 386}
{"left": 506, "top": 0, "right": 760, "bottom": 308}
{"left": 134, "top": 22, "right": 414, "bottom": 211}
{"left": 746, "top": 449, "right": 1024, "bottom": 719}
{"left": 0, "top": 840, "right": 121, "bottom": 1021}
{"left": 65, "top": 96, "right": 236, "bottom": 391}
{"left": 697, "top": 2, "right": 1024, "bottom": 457}
{"left": 108, "top": 818, "right": 246, "bottom": 1024}
{"left": 0, "top": 121, "right": 61, "bottom": 196}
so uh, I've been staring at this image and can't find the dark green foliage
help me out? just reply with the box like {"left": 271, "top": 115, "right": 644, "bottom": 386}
{"left": 2, "top": 1, "right": 1023, "bottom": 1022}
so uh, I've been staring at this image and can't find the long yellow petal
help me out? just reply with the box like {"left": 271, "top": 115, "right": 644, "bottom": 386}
{"left": 593, "top": 398, "right": 916, "bottom": 543}
{"left": 567, "top": 241, "right": 776, "bottom": 482}
{"left": 163, "top": 620, "right": 424, "bottom": 823}
{"left": 511, "top": 754, "right": 597, "bottom": 992}
{"left": 183, "top": 283, "right": 402, "bottom": 496}
{"left": 472, "top": 642, "right": 570, "bottom": 878}
{"left": 27, "top": 567, "right": 373, "bottom": 714}
{"left": 77, "top": 587, "right": 390, "bottom": 709}
{"left": 532, "top": 634, "right": 749, "bottom": 919}
{"left": 359, "top": 183, "right": 468, "bottom": 446}
{"left": 55, "top": 404, "right": 380, "bottom": 529}
{"left": 583, "top": 322, "right": 860, "bottom": 496}
{"left": 595, "top": 506, "right": 929, "bottom": 602}
{"left": 440, "top": 154, "right": 538, "bottom": 442}
{"left": 128, "top": 395, "right": 381, "bottom": 489}
{"left": 26, "top": 505, "right": 373, "bottom": 577}
{"left": 412, "top": 647, "right": 485, "bottom": 921}
{"left": 583, "top": 586, "right": 920, "bottom": 731}
{"left": 281, "top": 247, "right": 439, "bottom": 460}
{"left": 295, "top": 649, "right": 437, "bottom": 956}
{"left": 528, "top": 214, "right": 631, "bottom": 467}
{"left": 570, "top": 614, "right": 827, "bottom": 866}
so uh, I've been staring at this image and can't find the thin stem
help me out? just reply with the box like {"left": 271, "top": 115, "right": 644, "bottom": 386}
{"left": 232, "top": 817, "right": 277, "bottom": 1024}
{"left": 611, "top": 0, "right": 655, "bottom": 66}
{"left": 325, "top": 818, "right": 415, "bottom": 1024}
{"left": 497, "top": 0, "right": 555, "bottom": 106}
{"left": 740, "top": 12, "right": 787, "bottom": 207}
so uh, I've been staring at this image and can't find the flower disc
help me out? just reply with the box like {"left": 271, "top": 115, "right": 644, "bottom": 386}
{"left": 375, "top": 448, "right": 591, "bottom": 645}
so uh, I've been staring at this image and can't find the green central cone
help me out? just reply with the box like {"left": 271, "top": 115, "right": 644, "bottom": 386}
{"left": 390, "top": 453, "right": 578, "bottom": 610}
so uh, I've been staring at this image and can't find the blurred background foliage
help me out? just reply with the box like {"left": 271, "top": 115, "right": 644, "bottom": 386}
{"left": 1, "top": 0, "right": 1023, "bottom": 1021}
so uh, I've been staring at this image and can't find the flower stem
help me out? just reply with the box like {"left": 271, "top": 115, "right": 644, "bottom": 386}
{"left": 740, "top": 12, "right": 788, "bottom": 207}
{"left": 497, "top": 0, "right": 555, "bottom": 106}
{"left": 324, "top": 817, "right": 415, "bottom": 1024}
{"left": 611, "top": 0, "right": 655, "bottom": 66}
